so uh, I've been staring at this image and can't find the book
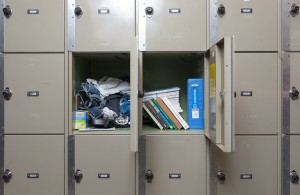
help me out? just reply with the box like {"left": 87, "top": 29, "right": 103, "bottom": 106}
{"left": 156, "top": 97, "right": 183, "bottom": 129}
{"left": 162, "top": 97, "right": 189, "bottom": 130}
{"left": 148, "top": 99, "right": 173, "bottom": 129}
{"left": 150, "top": 99, "right": 177, "bottom": 129}
{"left": 187, "top": 79, "right": 204, "bottom": 129}
{"left": 144, "top": 101, "right": 168, "bottom": 129}
{"left": 143, "top": 103, "right": 164, "bottom": 130}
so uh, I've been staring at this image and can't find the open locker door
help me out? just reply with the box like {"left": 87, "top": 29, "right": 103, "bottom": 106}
{"left": 205, "top": 36, "right": 235, "bottom": 153}
{"left": 130, "top": 37, "right": 139, "bottom": 152}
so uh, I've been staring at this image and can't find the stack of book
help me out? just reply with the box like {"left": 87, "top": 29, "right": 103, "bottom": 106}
{"left": 143, "top": 97, "right": 189, "bottom": 130}
{"left": 143, "top": 87, "right": 183, "bottom": 113}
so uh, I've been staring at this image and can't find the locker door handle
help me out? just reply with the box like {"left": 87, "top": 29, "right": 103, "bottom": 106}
{"left": 290, "top": 170, "right": 299, "bottom": 184}
{"left": 217, "top": 171, "right": 225, "bottom": 183}
{"left": 289, "top": 86, "right": 299, "bottom": 100}
{"left": 74, "top": 169, "right": 83, "bottom": 183}
{"left": 290, "top": 3, "right": 299, "bottom": 17}
{"left": 74, "top": 6, "right": 83, "bottom": 17}
{"left": 145, "top": 169, "right": 154, "bottom": 183}
{"left": 217, "top": 4, "right": 226, "bottom": 17}
{"left": 2, "top": 169, "right": 12, "bottom": 183}
{"left": 3, "top": 5, "right": 12, "bottom": 18}
{"left": 145, "top": 7, "right": 154, "bottom": 17}
{"left": 3, "top": 87, "right": 12, "bottom": 100}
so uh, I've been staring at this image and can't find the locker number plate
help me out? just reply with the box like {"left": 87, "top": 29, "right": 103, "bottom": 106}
{"left": 27, "top": 9, "right": 39, "bottom": 14}
{"left": 27, "top": 91, "right": 39, "bottom": 97}
{"left": 240, "top": 174, "right": 252, "bottom": 179}
{"left": 241, "top": 8, "right": 253, "bottom": 14}
{"left": 98, "top": 173, "right": 110, "bottom": 179}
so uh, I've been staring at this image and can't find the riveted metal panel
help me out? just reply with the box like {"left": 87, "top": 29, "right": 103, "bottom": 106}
{"left": 68, "top": 135, "right": 75, "bottom": 195}
{"left": 74, "top": 135, "right": 135, "bottom": 195}
{"left": 71, "top": 0, "right": 135, "bottom": 52}
{"left": 217, "top": 0, "right": 278, "bottom": 51}
{"left": 4, "top": 54, "right": 64, "bottom": 134}
{"left": 146, "top": 135, "right": 206, "bottom": 195}
{"left": 140, "top": 0, "right": 207, "bottom": 51}
{"left": 0, "top": 136, "right": 4, "bottom": 195}
{"left": 216, "top": 135, "right": 278, "bottom": 195}
{"left": 3, "top": 135, "right": 64, "bottom": 195}
{"left": 290, "top": 135, "right": 300, "bottom": 195}
{"left": 235, "top": 53, "right": 278, "bottom": 134}
{"left": 3, "top": 0, "right": 64, "bottom": 52}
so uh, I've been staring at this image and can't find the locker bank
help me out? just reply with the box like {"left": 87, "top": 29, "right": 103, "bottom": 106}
{"left": 0, "top": 0, "right": 297, "bottom": 195}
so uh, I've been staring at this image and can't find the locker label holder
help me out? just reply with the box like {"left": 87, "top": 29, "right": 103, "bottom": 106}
{"left": 98, "top": 173, "right": 110, "bottom": 179}
{"left": 241, "top": 8, "right": 253, "bottom": 14}
{"left": 27, "top": 9, "right": 39, "bottom": 15}
{"left": 240, "top": 174, "right": 252, "bottom": 179}
{"left": 169, "top": 8, "right": 181, "bottom": 14}
{"left": 27, "top": 91, "right": 39, "bottom": 97}
{"left": 98, "top": 9, "right": 110, "bottom": 14}
{"left": 240, "top": 91, "right": 253, "bottom": 96}
{"left": 27, "top": 173, "right": 39, "bottom": 178}
{"left": 169, "top": 173, "right": 181, "bottom": 179}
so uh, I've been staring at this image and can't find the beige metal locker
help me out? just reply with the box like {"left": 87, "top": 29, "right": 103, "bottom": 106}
{"left": 290, "top": 136, "right": 300, "bottom": 195}
{"left": 286, "top": 0, "right": 300, "bottom": 51}
{"left": 2, "top": 135, "right": 64, "bottom": 195}
{"left": 235, "top": 53, "right": 278, "bottom": 135}
{"left": 71, "top": 135, "right": 135, "bottom": 195}
{"left": 2, "top": 0, "right": 64, "bottom": 52}
{"left": 68, "top": 0, "right": 135, "bottom": 52}
{"left": 139, "top": 0, "right": 207, "bottom": 51}
{"left": 289, "top": 53, "right": 300, "bottom": 134}
{"left": 3, "top": 54, "right": 65, "bottom": 134}
{"left": 213, "top": 135, "right": 278, "bottom": 195}
{"left": 145, "top": 135, "right": 206, "bottom": 195}
{"left": 213, "top": 0, "right": 278, "bottom": 51}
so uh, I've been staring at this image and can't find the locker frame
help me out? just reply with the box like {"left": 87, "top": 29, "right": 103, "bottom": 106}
{"left": 68, "top": 0, "right": 76, "bottom": 51}
{"left": 0, "top": 135, "right": 3, "bottom": 195}
{"left": 0, "top": 0, "right": 3, "bottom": 52}
{"left": 68, "top": 135, "right": 75, "bottom": 195}
{"left": 209, "top": 0, "right": 218, "bottom": 48}
{"left": 0, "top": 54, "right": 3, "bottom": 135}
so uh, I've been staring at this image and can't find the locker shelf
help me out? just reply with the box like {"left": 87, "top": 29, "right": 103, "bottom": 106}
{"left": 142, "top": 52, "right": 205, "bottom": 133}
{"left": 70, "top": 53, "right": 131, "bottom": 134}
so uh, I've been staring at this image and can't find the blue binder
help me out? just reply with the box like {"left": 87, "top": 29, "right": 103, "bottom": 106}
{"left": 187, "top": 79, "right": 204, "bottom": 129}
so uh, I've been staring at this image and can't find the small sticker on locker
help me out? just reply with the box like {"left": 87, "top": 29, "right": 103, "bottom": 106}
{"left": 169, "top": 173, "right": 181, "bottom": 179}
{"left": 241, "top": 8, "right": 253, "bottom": 13}
{"left": 27, "top": 9, "right": 39, "bottom": 14}
{"left": 27, "top": 173, "right": 39, "bottom": 178}
{"left": 240, "top": 174, "right": 252, "bottom": 179}
{"left": 98, "top": 173, "right": 110, "bottom": 179}
{"left": 192, "top": 108, "right": 199, "bottom": 119}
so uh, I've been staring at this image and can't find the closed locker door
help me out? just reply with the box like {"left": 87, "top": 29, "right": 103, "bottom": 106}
{"left": 3, "top": 135, "right": 64, "bottom": 195}
{"left": 290, "top": 136, "right": 300, "bottom": 195}
{"left": 3, "top": 54, "right": 64, "bottom": 134}
{"left": 73, "top": 135, "right": 135, "bottom": 195}
{"left": 145, "top": 135, "right": 206, "bottom": 195}
{"left": 289, "top": 53, "right": 300, "bottom": 134}
{"left": 214, "top": 135, "right": 278, "bottom": 195}
{"left": 139, "top": 0, "right": 206, "bottom": 51}
{"left": 2, "top": 0, "right": 64, "bottom": 52}
{"left": 235, "top": 53, "right": 278, "bottom": 134}
{"left": 69, "top": 0, "right": 135, "bottom": 52}
{"left": 215, "top": 0, "right": 278, "bottom": 51}
{"left": 288, "top": 0, "right": 300, "bottom": 51}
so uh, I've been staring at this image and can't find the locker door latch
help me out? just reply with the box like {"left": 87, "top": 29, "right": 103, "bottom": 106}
{"left": 290, "top": 3, "right": 299, "bottom": 17}
{"left": 74, "top": 169, "right": 83, "bottom": 183}
{"left": 74, "top": 6, "right": 83, "bottom": 18}
{"left": 3, "top": 87, "right": 12, "bottom": 100}
{"left": 217, "top": 4, "right": 226, "bottom": 17}
{"left": 289, "top": 86, "right": 299, "bottom": 100}
{"left": 290, "top": 170, "right": 299, "bottom": 184}
{"left": 145, "top": 169, "right": 154, "bottom": 183}
{"left": 145, "top": 7, "right": 154, "bottom": 17}
{"left": 2, "top": 169, "right": 12, "bottom": 183}
{"left": 217, "top": 171, "right": 225, "bottom": 183}
{"left": 3, "top": 5, "right": 12, "bottom": 18}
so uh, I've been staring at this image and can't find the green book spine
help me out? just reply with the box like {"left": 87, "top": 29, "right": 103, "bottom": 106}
{"left": 150, "top": 99, "right": 177, "bottom": 130}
